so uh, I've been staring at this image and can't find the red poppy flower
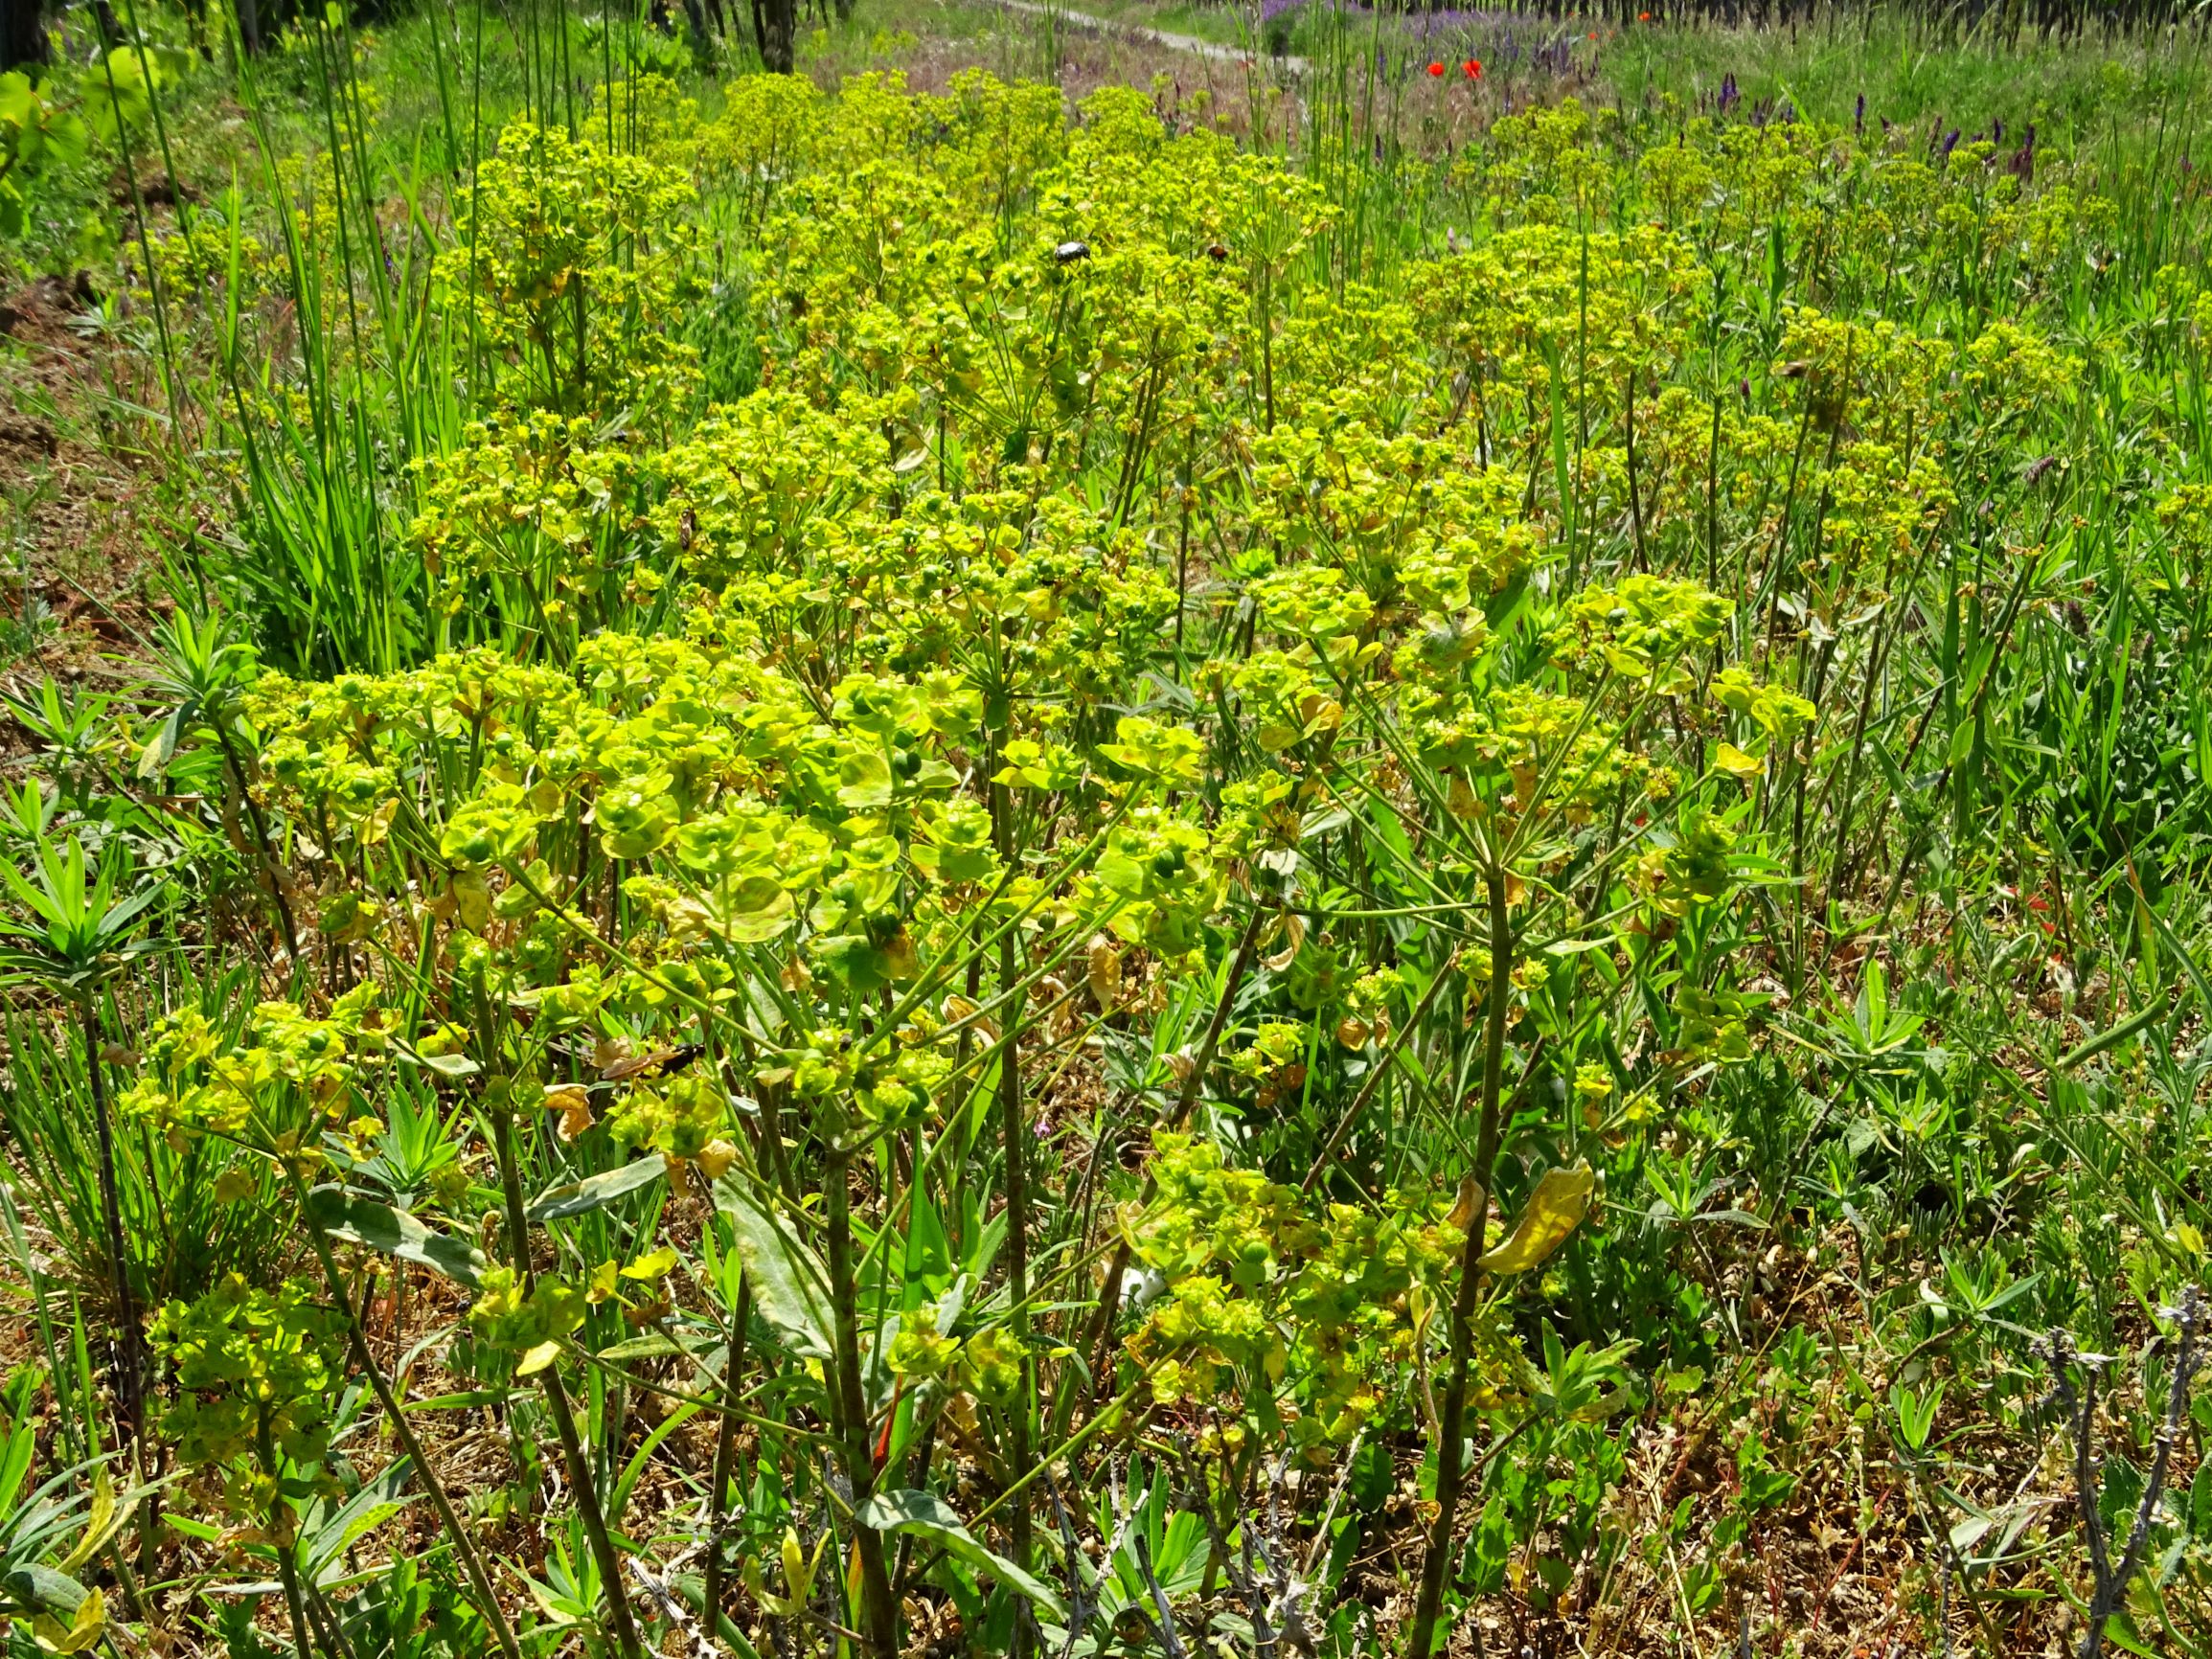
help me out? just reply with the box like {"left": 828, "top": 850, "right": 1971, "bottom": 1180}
{"left": 1426, "top": 59, "right": 1445, "bottom": 76}
{"left": 1463, "top": 57, "right": 1481, "bottom": 78}
{"left": 1638, "top": 9, "right": 1651, "bottom": 17}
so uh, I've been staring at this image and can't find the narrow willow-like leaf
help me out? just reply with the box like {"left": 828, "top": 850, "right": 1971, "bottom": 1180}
{"left": 305, "top": 1187, "right": 487, "bottom": 1288}
{"left": 711, "top": 1175, "right": 833, "bottom": 1360}
{"left": 856, "top": 1489, "right": 1068, "bottom": 1621}
{"left": 525, "top": 1155, "right": 667, "bottom": 1222}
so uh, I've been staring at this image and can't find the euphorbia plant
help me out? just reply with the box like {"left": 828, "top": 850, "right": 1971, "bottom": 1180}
{"left": 122, "top": 997, "right": 523, "bottom": 1659}
{"left": 150, "top": 1275, "right": 344, "bottom": 1659}
{"left": 1334, "top": 569, "right": 1770, "bottom": 1654}
{"left": 64, "top": 57, "right": 2126, "bottom": 1658}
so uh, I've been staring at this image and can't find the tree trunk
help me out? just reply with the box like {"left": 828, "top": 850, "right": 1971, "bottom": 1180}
{"left": 0, "top": 0, "right": 45, "bottom": 72}
{"left": 755, "top": 0, "right": 792, "bottom": 72}
{"left": 677, "top": 0, "right": 711, "bottom": 58}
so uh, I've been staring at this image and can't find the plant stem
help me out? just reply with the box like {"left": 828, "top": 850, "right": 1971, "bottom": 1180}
{"left": 259, "top": 1413, "right": 318, "bottom": 1659}
{"left": 1080, "top": 897, "right": 1274, "bottom": 1410}
{"left": 1406, "top": 866, "right": 1513, "bottom": 1659}
{"left": 289, "top": 1170, "right": 524, "bottom": 1659}
{"left": 991, "top": 757, "right": 1036, "bottom": 1646}
{"left": 823, "top": 1147, "right": 901, "bottom": 1658}
{"left": 211, "top": 720, "right": 301, "bottom": 963}
{"left": 701, "top": 1276, "right": 751, "bottom": 1630}
{"left": 490, "top": 1104, "right": 645, "bottom": 1659}
{"left": 80, "top": 1000, "right": 143, "bottom": 1463}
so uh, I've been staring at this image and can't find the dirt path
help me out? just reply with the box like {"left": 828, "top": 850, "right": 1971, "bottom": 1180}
{"left": 0, "top": 275, "right": 167, "bottom": 695}
{"left": 988, "top": 0, "right": 1307, "bottom": 71}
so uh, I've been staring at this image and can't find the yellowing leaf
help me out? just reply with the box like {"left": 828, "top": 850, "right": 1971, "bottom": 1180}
{"left": 213, "top": 1168, "right": 256, "bottom": 1205}
{"left": 1087, "top": 936, "right": 1124, "bottom": 1005}
{"left": 57, "top": 1467, "right": 119, "bottom": 1577}
{"left": 516, "top": 1339, "right": 563, "bottom": 1375}
{"left": 136, "top": 729, "right": 168, "bottom": 780}
{"left": 34, "top": 1587, "right": 103, "bottom": 1654}
{"left": 744, "top": 1525, "right": 827, "bottom": 1618}
{"left": 622, "top": 1246, "right": 679, "bottom": 1281}
{"left": 1444, "top": 1173, "right": 1479, "bottom": 1234}
{"left": 546, "top": 1084, "right": 594, "bottom": 1144}
{"left": 1477, "top": 1164, "right": 1595, "bottom": 1276}
{"left": 695, "top": 1139, "right": 739, "bottom": 1180}
{"left": 1714, "top": 742, "right": 1764, "bottom": 779}
{"left": 586, "top": 1260, "right": 619, "bottom": 1305}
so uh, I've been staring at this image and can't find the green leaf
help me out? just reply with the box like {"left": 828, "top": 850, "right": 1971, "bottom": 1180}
{"left": 305, "top": 1463, "right": 414, "bottom": 1582}
{"left": 1942, "top": 718, "right": 1974, "bottom": 768}
{"left": 2099, "top": 1615, "right": 2163, "bottom": 1659}
{"left": 1690, "top": 1208, "right": 1768, "bottom": 1229}
{"left": 855, "top": 1489, "right": 1067, "bottom": 1620}
{"left": 810, "top": 933, "right": 893, "bottom": 992}
{"left": 402, "top": 1389, "right": 517, "bottom": 1412}
{"left": 0, "top": 1373, "right": 35, "bottom": 1513}
{"left": 2, "top": 1563, "right": 87, "bottom": 1617}
{"left": 136, "top": 707, "right": 187, "bottom": 780}
{"left": 412, "top": 1051, "right": 481, "bottom": 1079}
{"left": 710, "top": 1177, "right": 832, "bottom": 1360}
{"left": 1468, "top": 1494, "right": 1513, "bottom": 1593}
{"left": 305, "top": 1187, "right": 486, "bottom": 1288}
{"left": 720, "top": 875, "right": 793, "bottom": 943}
{"left": 594, "top": 1329, "right": 722, "bottom": 1363}
{"left": 526, "top": 1156, "right": 667, "bottom": 1222}
{"left": 41, "top": 112, "right": 84, "bottom": 169}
